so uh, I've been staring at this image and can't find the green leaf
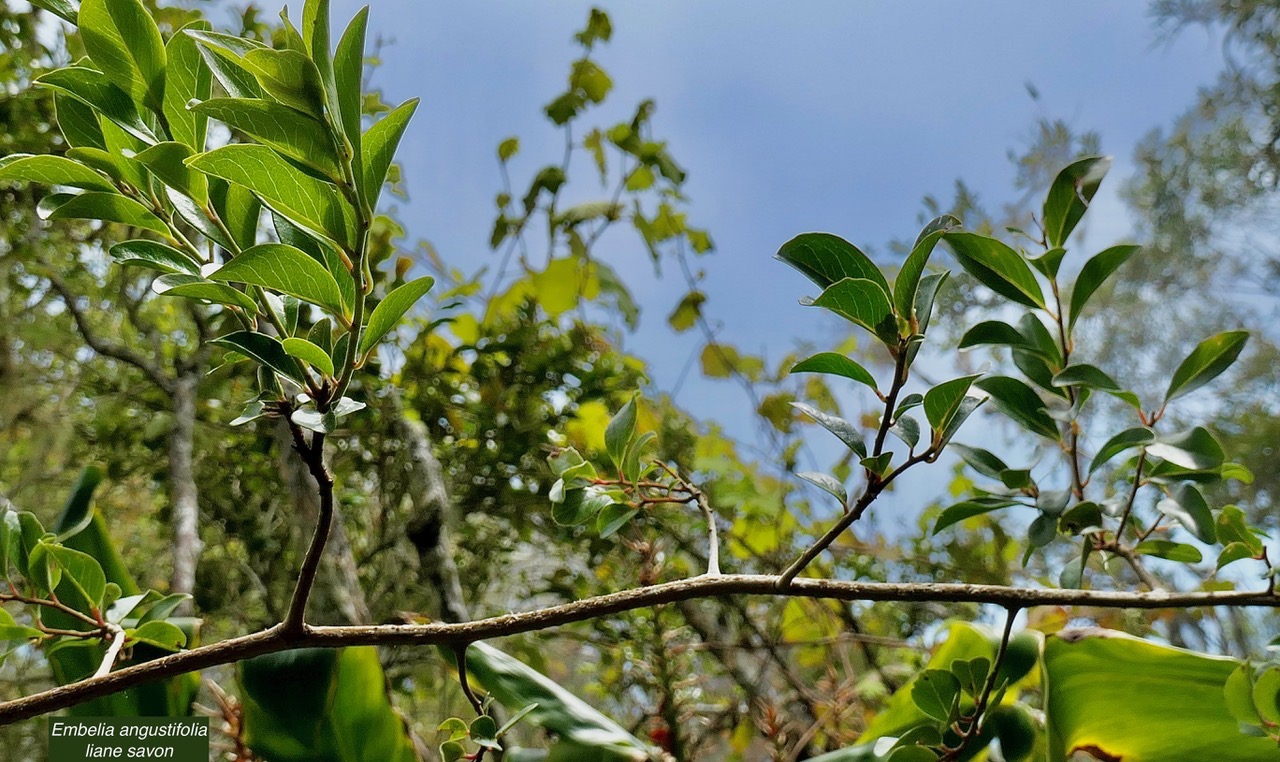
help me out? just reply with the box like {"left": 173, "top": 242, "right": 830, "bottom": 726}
{"left": 211, "top": 331, "right": 306, "bottom": 385}
{"left": 923, "top": 374, "right": 981, "bottom": 433}
{"left": 791, "top": 401, "right": 866, "bottom": 458}
{"left": 571, "top": 58, "right": 612, "bottom": 102}
{"left": 240, "top": 48, "right": 327, "bottom": 119}
{"left": 1157, "top": 484, "right": 1216, "bottom": 543}
{"left": 1043, "top": 156, "right": 1110, "bottom": 247}
{"left": 55, "top": 94, "right": 106, "bottom": 150}
{"left": 28, "top": 541, "right": 62, "bottom": 595}
{"left": 1053, "top": 363, "right": 1141, "bottom": 408}
{"left": 950, "top": 445, "right": 1010, "bottom": 481}
{"left": 190, "top": 98, "right": 342, "bottom": 180}
{"left": 552, "top": 487, "right": 614, "bottom": 526}
{"left": 910, "top": 669, "right": 960, "bottom": 723}
{"left": 797, "top": 472, "right": 846, "bottom": 504}
{"left": 333, "top": 7, "right": 369, "bottom": 173}
{"left": 1027, "top": 512, "right": 1057, "bottom": 549}
{"left": 357, "top": 277, "right": 435, "bottom": 356}
{"left": 604, "top": 395, "right": 638, "bottom": 469}
{"left": 860, "top": 453, "right": 893, "bottom": 478}
{"left": 162, "top": 20, "right": 213, "bottom": 150}
{"left": 0, "top": 608, "right": 43, "bottom": 642}
{"left": 1059, "top": 501, "right": 1104, "bottom": 535}
{"left": 1216, "top": 506, "right": 1264, "bottom": 555}
{"left": 812, "top": 277, "right": 897, "bottom": 345}
{"left": 943, "top": 231, "right": 1045, "bottom": 309}
{"left": 1164, "top": 331, "right": 1250, "bottom": 403}
{"left": 934, "top": 396, "right": 983, "bottom": 453}
{"left": 498, "top": 137, "right": 520, "bottom": 162}
{"left": 666, "top": 289, "right": 705, "bottom": 333}
{"left": 1088, "top": 427, "right": 1154, "bottom": 474}
{"left": 958, "top": 320, "right": 1037, "bottom": 354}
{"left": 974, "top": 376, "right": 1059, "bottom": 440}
{"left": 889, "top": 414, "right": 920, "bottom": 450}
{"left": 36, "top": 67, "right": 157, "bottom": 144}
{"left": 894, "top": 214, "right": 958, "bottom": 319}
{"left": 187, "top": 30, "right": 265, "bottom": 100}
{"left": 464, "top": 642, "right": 657, "bottom": 760}
{"left": 1147, "top": 427, "right": 1226, "bottom": 471}
{"left": 789, "top": 352, "right": 878, "bottom": 393}
{"left": 282, "top": 338, "right": 335, "bottom": 377}
{"left": 1134, "top": 540, "right": 1203, "bottom": 563}
{"left": 45, "top": 545, "right": 107, "bottom": 610}
{"left": 362, "top": 98, "right": 420, "bottom": 209}
{"left": 79, "top": 0, "right": 167, "bottom": 112}
{"left": 1224, "top": 664, "right": 1262, "bottom": 727}
{"left": 0, "top": 154, "right": 116, "bottom": 192}
{"left": 127, "top": 620, "right": 186, "bottom": 651}
{"left": 933, "top": 498, "right": 1017, "bottom": 534}
{"left": 189, "top": 144, "right": 356, "bottom": 248}
{"left": 302, "top": 0, "right": 335, "bottom": 95}
{"left": 776, "top": 232, "right": 891, "bottom": 293}
{"left": 212, "top": 243, "right": 346, "bottom": 316}
{"left": 29, "top": 0, "right": 79, "bottom": 23}
{"left": 211, "top": 181, "right": 262, "bottom": 251}
{"left": 45, "top": 192, "right": 169, "bottom": 235}
{"left": 596, "top": 504, "right": 638, "bottom": 539}
{"left": 1068, "top": 244, "right": 1140, "bottom": 331}
{"left": 152, "top": 275, "right": 259, "bottom": 313}
{"left": 1252, "top": 666, "right": 1280, "bottom": 726}
{"left": 134, "top": 142, "right": 208, "bottom": 204}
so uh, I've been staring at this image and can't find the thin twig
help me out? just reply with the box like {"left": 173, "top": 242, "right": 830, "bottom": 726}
{"left": 92, "top": 624, "right": 127, "bottom": 679}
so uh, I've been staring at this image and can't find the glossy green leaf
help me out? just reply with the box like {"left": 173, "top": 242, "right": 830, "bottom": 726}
{"left": 1156, "top": 484, "right": 1216, "bottom": 543}
{"left": 361, "top": 98, "right": 420, "bottom": 209}
{"left": 789, "top": 352, "right": 878, "bottom": 393}
{"left": 357, "top": 276, "right": 435, "bottom": 355}
{"left": 36, "top": 67, "right": 157, "bottom": 144}
{"left": 465, "top": 642, "right": 656, "bottom": 761}
{"left": 134, "top": 142, "right": 208, "bottom": 204}
{"left": 552, "top": 487, "right": 614, "bottom": 526}
{"left": 79, "top": 0, "right": 166, "bottom": 112}
{"left": 797, "top": 472, "right": 846, "bottom": 504}
{"left": 910, "top": 670, "right": 960, "bottom": 723}
{"left": 791, "top": 401, "right": 866, "bottom": 458}
{"left": 889, "top": 414, "right": 920, "bottom": 450}
{"left": 240, "top": 48, "right": 327, "bottom": 119}
{"left": 861, "top": 452, "right": 893, "bottom": 478}
{"left": 162, "top": 20, "right": 213, "bottom": 150}
{"left": 191, "top": 98, "right": 342, "bottom": 180}
{"left": 55, "top": 93, "right": 106, "bottom": 150}
{"left": 1067, "top": 244, "right": 1140, "bottom": 330}
{"left": 812, "top": 277, "right": 897, "bottom": 345}
{"left": 212, "top": 243, "right": 346, "bottom": 316}
{"left": 1059, "top": 501, "right": 1104, "bottom": 535}
{"left": 943, "top": 231, "right": 1045, "bottom": 309}
{"left": 950, "top": 445, "right": 1010, "bottom": 481}
{"left": 302, "top": 0, "right": 335, "bottom": 91}
{"left": 189, "top": 144, "right": 356, "bottom": 248}
{"left": 27, "top": 542, "right": 61, "bottom": 595}
{"left": 776, "top": 232, "right": 891, "bottom": 293}
{"left": 1216, "top": 506, "right": 1264, "bottom": 555}
{"left": 894, "top": 215, "right": 958, "bottom": 319}
{"left": 958, "top": 320, "right": 1036, "bottom": 354}
{"left": 0, "top": 608, "right": 43, "bottom": 642}
{"left": 1043, "top": 156, "right": 1110, "bottom": 247}
{"left": 1147, "top": 427, "right": 1225, "bottom": 471}
{"left": 1087, "top": 427, "right": 1154, "bottom": 474}
{"left": 1134, "top": 540, "right": 1203, "bottom": 563}
{"left": 128, "top": 620, "right": 186, "bottom": 651}
{"left": 44, "top": 545, "right": 106, "bottom": 610}
{"left": 974, "top": 376, "right": 1059, "bottom": 440}
{"left": 933, "top": 396, "right": 982, "bottom": 453}
{"left": 211, "top": 180, "right": 262, "bottom": 251}
{"left": 1252, "top": 667, "right": 1280, "bottom": 726}
{"left": 211, "top": 331, "right": 305, "bottom": 385}
{"left": 29, "top": 0, "right": 79, "bottom": 23}
{"left": 1164, "top": 331, "right": 1250, "bottom": 403}
{"left": 604, "top": 394, "right": 639, "bottom": 468}
{"left": 282, "top": 338, "right": 335, "bottom": 377}
{"left": 1053, "top": 363, "right": 1140, "bottom": 407}
{"left": 905, "top": 271, "right": 948, "bottom": 367}
{"left": 333, "top": 7, "right": 368, "bottom": 171}
{"left": 1224, "top": 664, "right": 1262, "bottom": 727}
{"left": 45, "top": 192, "right": 169, "bottom": 235}
{"left": 153, "top": 275, "right": 259, "bottom": 313}
{"left": 187, "top": 30, "right": 266, "bottom": 99}
{"left": 0, "top": 154, "right": 116, "bottom": 192}
{"left": 1043, "top": 628, "right": 1276, "bottom": 761}
{"left": 923, "top": 374, "right": 981, "bottom": 433}
{"left": 596, "top": 504, "right": 638, "bottom": 539}
{"left": 933, "top": 498, "right": 1018, "bottom": 535}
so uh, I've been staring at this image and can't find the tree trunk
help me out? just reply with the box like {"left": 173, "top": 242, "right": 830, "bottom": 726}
{"left": 169, "top": 371, "right": 203, "bottom": 613}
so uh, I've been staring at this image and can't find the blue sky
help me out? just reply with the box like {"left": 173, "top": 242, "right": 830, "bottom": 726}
{"left": 266, "top": 1, "right": 1227, "bottom": 515}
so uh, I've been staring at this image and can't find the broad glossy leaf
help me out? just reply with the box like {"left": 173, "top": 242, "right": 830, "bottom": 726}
{"left": 211, "top": 180, "right": 261, "bottom": 251}
{"left": 905, "top": 271, "right": 948, "bottom": 366}
{"left": 1216, "top": 506, "right": 1264, "bottom": 555}
{"left": 191, "top": 98, "right": 342, "bottom": 179}
{"left": 797, "top": 472, "right": 846, "bottom": 504}
{"left": 187, "top": 30, "right": 265, "bottom": 99}
{"left": 46, "top": 192, "right": 168, "bottom": 235}
{"left": 163, "top": 20, "right": 212, "bottom": 150}
{"left": 212, "top": 243, "right": 346, "bottom": 316}
{"left": 596, "top": 503, "right": 638, "bottom": 539}
{"left": 361, "top": 98, "right": 420, "bottom": 208}
{"left": 776, "top": 232, "right": 891, "bottom": 293}
{"left": 1043, "top": 629, "right": 1276, "bottom": 761}
{"left": 465, "top": 642, "right": 656, "bottom": 761}
{"left": 812, "top": 277, "right": 897, "bottom": 345}
{"left": 943, "top": 231, "right": 1045, "bottom": 309}
{"left": 29, "top": 0, "right": 79, "bottom": 23}
{"left": 357, "top": 276, "right": 435, "bottom": 355}
{"left": 1164, "top": 331, "right": 1249, "bottom": 403}
{"left": 933, "top": 498, "right": 1017, "bottom": 534}
{"left": 1156, "top": 484, "right": 1215, "bottom": 543}
{"left": 950, "top": 445, "right": 1010, "bottom": 481}
{"left": 974, "top": 376, "right": 1059, "bottom": 440}
{"left": 1043, "top": 156, "right": 1110, "bottom": 247}
{"left": 333, "top": 8, "right": 368, "bottom": 171}
{"left": 923, "top": 374, "right": 981, "bottom": 432}
{"left": 189, "top": 144, "right": 356, "bottom": 248}
{"left": 241, "top": 48, "right": 327, "bottom": 119}
{"left": 789, "top": 352, "right": 878, "bottom": 393}
{"left": 889, "top": 414, "right": 920, "bottom": 449}
{"left": 910, "top": 670, "right": 960, "bottom": 723}
{"left": 1224, "top": 664, "right": 1262, "bottom": 727}
{"left": 1134, "top": 540, "right": 1202, "bottom": 563}
{"left": 1087, "top": 427, "right": 1154, "bottom": 474}
{"left": 55, "top": 94, "right": 106, "bottom": 150}
{"left": 1147, "top": 427, "right": 1225, "bottom": 471}
{"left": 0, "top": 154, "right": 115, "bottom": 192}
{"left": 128, "top": 621, "right": 186, "bottom": 651}
{"left": 0, "top": 608, "right": 43, "bottom": 642}
{"left": 282, "top": 338, "right": 335, "bottom": 377}
{"left": 604, "top": 394, "right": 638, "bottom": 468}
{"left": 791, "top": 401, "right": 866, "bottom": 457}
{"left": 36, "top": 67, "right": 157, "bottom": 143}
{"left": 45, "top": 545, "right": 106, "bottom": 611}
{"left": 134, "top": 142, "right": 207, "bottom": 204}
{"left": 1068, "top": 244, "right": 1140, "bottom": 330}
{"left": 552, "top": 486, "right": 614, "bottom": 526}
{"left": 153, "top": 275, "right": 259, "bottom": 313}
{"left": 1052, "top": 363, "right": 1140, "bottom": 408}
{"left": 1253, "top": 667, "right": 1280, "bottom": 725}
{"left": 79, "top": 0, "right": 166, "bottom": 112}
{"left": 894, "top": 215, "right": 958, "bottom": 319}
{"left": 934, "top": 396, "right": 982, "bottom": 453}
{"left": 302, "top": 0, "right": 335, "bottom": 92}
{"left": 1059, "top": 501, "right": 1103, "bottom": 535}
{"left": 958, "top": 320, "right": 1036, "bottom": 354}
{"left": 211, "top": 331, "right": 305, "bottom": 385}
